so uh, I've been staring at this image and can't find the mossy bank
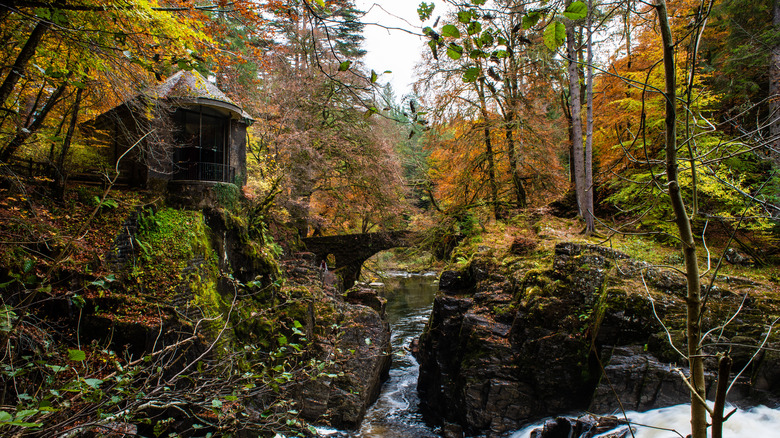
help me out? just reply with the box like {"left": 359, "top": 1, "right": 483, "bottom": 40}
{"left": 0, "top": 184, "right": 391, "bottom": 437}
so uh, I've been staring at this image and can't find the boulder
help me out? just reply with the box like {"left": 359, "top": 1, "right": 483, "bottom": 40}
{"left": 344, "top": 286, "right": 387, "bottom": 315}
{"left": 439, "top": 269, "right": 476, "bottom": 295}
{"left": 724, "top": 248, "right": 753, "bottom": 266}
{"left": 298, "top": 303, "right": 391, "bottom": 428}
{"left": 530, "top": 415, "right": 631, "bottom": 438}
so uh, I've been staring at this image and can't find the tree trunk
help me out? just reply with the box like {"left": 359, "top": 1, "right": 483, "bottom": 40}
{"left": 711, "top": 354, "right": 732, "bottom": 438}
{"left": 477, "top": 78, "right": 501, "bottom": 220}
{"left": 657, "top": 2, "right": 707, "bottom": 438}
{"left": 505, "top": 123, "right": 527, "bottom": 208}
{"left": 0, "top": 20, "right": 51, "bottom": 113}
{"left": 770, "top": 0, "right": 780, "bottom": 171}
{"left": 54, "top": 87, "right": 83, "bottom": 200}
{"left": 566, "top": 1, "right": 586, "bottom": 219}
{"left": 584, "top": 0, "right": 595, "bottom": 233}
{"left": 625, "top": 0, "right": 632, "bottom": 69}
{"left": 560, "top": 91, "right": 576, "bottom": 183}
{"left": 0, "top": 81, "right": 68, "bottom": 162}
{"left": 504, "top": 10, "right": 527, "bottom": 209}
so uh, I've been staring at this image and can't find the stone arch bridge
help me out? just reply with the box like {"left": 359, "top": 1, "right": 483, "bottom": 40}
{"left": 302, "top": 231, "right": 420, "bottom": 289}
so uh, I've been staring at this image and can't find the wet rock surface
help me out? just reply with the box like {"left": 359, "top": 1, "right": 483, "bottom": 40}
{"left": 589, "top": 346, "right": 692, "bottom": 412}
{"left": 530, "top": 415, "right": 630, "bottom": 438}
{"left": 283, "top": 260, "right": 392, "bottom": 429}
{"left": 415, "top": 242, "right": 780, "bottom": 435}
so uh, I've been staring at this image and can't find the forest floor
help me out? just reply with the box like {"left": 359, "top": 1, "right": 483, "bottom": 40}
{"left": 470, "top": 207, "right": 778, "bottom": 285}
{"left": 0, "top": 181, "right": 157, "bottom": 281}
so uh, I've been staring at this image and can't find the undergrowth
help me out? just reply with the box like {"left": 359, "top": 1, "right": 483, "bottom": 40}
{"left": 0, "top": 181, "right": 329, "bottom": 437}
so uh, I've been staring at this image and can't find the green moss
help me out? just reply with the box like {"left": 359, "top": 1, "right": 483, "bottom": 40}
{"left": 218, "top": 208, "right": 283, "bottom": 283}
{"left": 125, "top": 208, "right": 215, "bottom": 302}
{"left": 493, "top": 302, "right": 518, "bottom": 323}
{"left": 585, "top": 284, "right": 615, "bottom": 341}
{"left": 244, "top": 240, "right": 282, "bottom": 279}
{"left": 521, "top": 269, "right": 551, "bottom": 286}
{"left": 234, "top": 306, "right": 274, "bottom": 348}
{"left": 137, "top": 207, "right": 211, "bottom": 263}
{"left": 189, "top": 269, "right": 226, "bottom": 319}
{"left": 524, "top": 285, "right": 542, "bottom": 299}
{"left": 513, "top": 269, "right": 557, "bottom": 303}
{"left": 286, "top": 286, "right": 312, "bottom": 299}
{"left": 213, "top": 182, "right": 241, "bottom": 211}
{"left": 647, "top": 329, "right": 686, "bottom": 362}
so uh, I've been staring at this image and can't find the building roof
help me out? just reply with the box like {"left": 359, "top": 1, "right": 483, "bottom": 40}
{"left": 152, "top": 70, "right": 253, "bottom": 122}
{"left": 83, "top": 70, "right": 254, "bottom": 132}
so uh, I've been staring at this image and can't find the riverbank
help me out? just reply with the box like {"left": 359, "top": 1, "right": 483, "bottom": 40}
{"left": 0, "top": 183, "right": 396, "bottom": 436}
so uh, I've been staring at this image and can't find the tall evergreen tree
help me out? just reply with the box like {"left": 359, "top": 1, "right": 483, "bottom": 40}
{"left": 330, "top": 1, "right": 367, "bottom": 58}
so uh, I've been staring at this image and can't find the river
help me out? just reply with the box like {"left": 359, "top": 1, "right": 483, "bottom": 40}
{"left": 318, "top": 271, "right": 441, "bottom": 437}
{"left": 357, "top": 272, "right": 441, "bottom": 437}
{"left": 510, "top": 404, "right": 780, "bottom": 438}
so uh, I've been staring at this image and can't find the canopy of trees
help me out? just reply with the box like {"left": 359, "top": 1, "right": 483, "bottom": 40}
{"left": 1, "top": 0, "right": 776, "bottom": 238}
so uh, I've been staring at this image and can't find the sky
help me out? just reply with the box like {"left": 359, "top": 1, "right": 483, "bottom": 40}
{"left": 355, "top": 0, "right": 452, "bottom": 97}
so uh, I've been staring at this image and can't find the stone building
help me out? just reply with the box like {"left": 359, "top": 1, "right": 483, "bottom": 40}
{"left": 84, "top": 70, "right": 252, "bottom": 196}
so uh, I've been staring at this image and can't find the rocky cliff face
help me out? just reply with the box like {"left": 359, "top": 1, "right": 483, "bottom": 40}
{"left": 415, "top": 242, "right": 780, "bottom": 435}
{"left": 284, "top": 258, "right": 392, "bottom": 429}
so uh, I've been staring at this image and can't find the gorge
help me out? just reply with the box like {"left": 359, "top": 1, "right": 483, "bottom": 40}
{"left": 316, "top": 237, "right": 780, "bottom": 438}
{"left": 413, "top": 241, "right": 780, "bottom": 436}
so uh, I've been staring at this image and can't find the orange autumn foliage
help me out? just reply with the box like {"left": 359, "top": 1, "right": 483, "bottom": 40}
{"left": 593, "top": 0, "right": 717, "bottom": 181}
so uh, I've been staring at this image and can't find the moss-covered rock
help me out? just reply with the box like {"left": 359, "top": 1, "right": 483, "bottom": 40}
{"left": 416, "top": 242, "right": 780, "bottom": 435}
{"left": 280, "top": 260, "right": 392, "bottom": 429}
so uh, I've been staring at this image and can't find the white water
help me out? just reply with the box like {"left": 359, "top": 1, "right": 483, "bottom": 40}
{"left": 510, "top": 404, "right": 780, "bottom": 438}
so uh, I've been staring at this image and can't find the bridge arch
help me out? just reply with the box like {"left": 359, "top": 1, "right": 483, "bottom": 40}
{"left": 302, "top": 231, "right": 419, "bottom": 289}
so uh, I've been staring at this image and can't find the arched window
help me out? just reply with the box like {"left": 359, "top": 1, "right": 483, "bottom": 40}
{"left": 172, "top": 106, "right": 234, "bottom": 182}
